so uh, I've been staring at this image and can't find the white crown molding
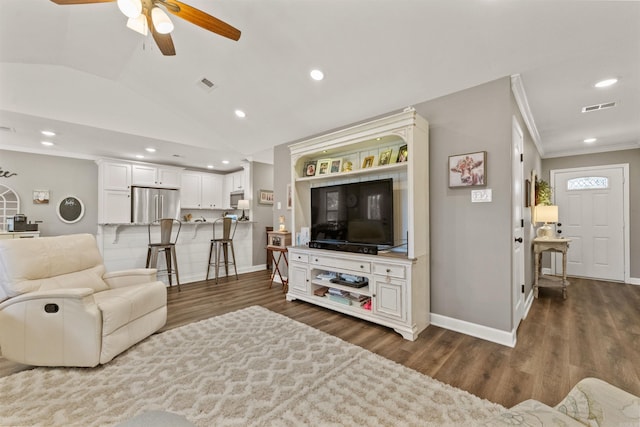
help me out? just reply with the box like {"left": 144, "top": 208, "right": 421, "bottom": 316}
{"left": 511, "top": 74, "right": 544, "bottom": 157}
{"left": 542, "top": 141, "right": 640, "bottom": 159}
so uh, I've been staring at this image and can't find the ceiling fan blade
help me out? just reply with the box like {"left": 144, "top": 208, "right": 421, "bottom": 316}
{"left": 157, "top": 0, "right": 241, "bottom": 41}
{"left": 50, "top": 0, "right": 115, "bottom": 4}
{"left": 145, "top": 8, "right": 176, "bottom": 56}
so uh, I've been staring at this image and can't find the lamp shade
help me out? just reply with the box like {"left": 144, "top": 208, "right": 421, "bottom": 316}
{"left": 535, "top": 205, "right": 558, "bottom": 224}
{"left": 151, "top": 7, "right": 174, "bottom": 34}
{"left": 117, "top": 0, "right": 142, "bottom": 18}
{"left": 237, "top": 200, "right": 250, "bottom": 210}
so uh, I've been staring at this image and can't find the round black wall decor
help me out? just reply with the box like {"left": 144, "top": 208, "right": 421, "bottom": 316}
{"left": 57, "top": 196, "right": 85, "bottom": 224}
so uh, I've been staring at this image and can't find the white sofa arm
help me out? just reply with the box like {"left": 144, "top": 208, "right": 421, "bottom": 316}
{"left": 103, "top": 268, "right": 158, "bottom": 288}
{"left": 0, "top": 288, "right": 102, "bottom": 367}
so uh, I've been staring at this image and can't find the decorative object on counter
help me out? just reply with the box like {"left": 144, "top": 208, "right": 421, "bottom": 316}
{"left": 362, "top": 155, "right": 374, "bottom": 169}
{"left": 449, "top": 151, "right": 486, "bottom": 187}
{"left": 378, "top": 149, "right": 393, "bottom": 166}
{"left": 57, "top": 196, "right": 85, "bottom": 224}
{"left": 258, "top": 189, "right": 274, "bottom": 205}
{"left": 396, "top": 144, "right": 408, "bottom": 163}
{"left": 183, "top": 213, "right": 193, "bottom": 222}
{"left": 33, "top": 190, "right": 49, "bottom": 204}
{"left": 237, "top": 199, "right": 250, "bottom": 221}
{"left": 342, "top": 160, "right": 353, "bottom": 172}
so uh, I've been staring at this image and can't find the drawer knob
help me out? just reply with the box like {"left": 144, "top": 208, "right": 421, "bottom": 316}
{"left": 360, "top": 265, "right": 364, "bottom": 269}
{"left": 386, "top": 268, "right": 391, "bottom": 273}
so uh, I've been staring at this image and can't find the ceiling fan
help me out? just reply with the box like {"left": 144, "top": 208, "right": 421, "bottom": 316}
{"left": 50, "top": 0, "right": 241, "bottom": 56}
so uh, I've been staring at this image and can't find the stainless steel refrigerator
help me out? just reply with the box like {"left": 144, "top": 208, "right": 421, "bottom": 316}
{"left": 131, "top": 186, "right": 180, "bottom": 223}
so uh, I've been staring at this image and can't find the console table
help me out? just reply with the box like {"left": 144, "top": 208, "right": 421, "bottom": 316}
{"left": 533, "top": 237, "right": 571, "bottom": 299}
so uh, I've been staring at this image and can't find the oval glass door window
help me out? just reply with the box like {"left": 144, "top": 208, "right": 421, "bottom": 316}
{"left": 57, "top": 196, "right": 85, "bottom": 223}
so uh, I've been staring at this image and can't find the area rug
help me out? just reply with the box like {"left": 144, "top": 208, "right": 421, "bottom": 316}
{"left": 0, "top": 306, "right": 506, "bottom": 426}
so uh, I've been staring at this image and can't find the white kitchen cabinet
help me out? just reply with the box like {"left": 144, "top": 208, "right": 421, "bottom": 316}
{"left": 201, "top": 173, "right": 224, "bottom": 209}
{"left": 229, "top": 170, "right": 245, "bottom": 191}
{"left": 181, "top": 171, "right": 224, "bottom": 209}
{"left": 132, "top": 165, "right": 181, "bottom": 188}
{"left": 97, "top": 160, "right": 132, "bottom": 223}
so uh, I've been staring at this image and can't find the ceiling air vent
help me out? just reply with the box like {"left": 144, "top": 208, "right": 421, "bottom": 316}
{"left": 582, "top": 101, "right": 617, "bottom": 113}
{"left": 196, "top": 77, "right": 217, "bottom": 93}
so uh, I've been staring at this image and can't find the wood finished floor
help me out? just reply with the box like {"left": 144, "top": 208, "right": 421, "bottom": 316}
{"left": 163, "top": 270, "right": 640, "bottom": 408}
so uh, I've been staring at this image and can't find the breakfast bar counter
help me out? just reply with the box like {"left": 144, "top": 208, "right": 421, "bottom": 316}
{"left": 97, "top": 221, "right": 257, "bottom": 285}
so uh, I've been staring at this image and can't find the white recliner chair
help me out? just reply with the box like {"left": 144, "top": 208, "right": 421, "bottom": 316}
{"left": 0, "top": 233, "right": 167, "bottom": 367}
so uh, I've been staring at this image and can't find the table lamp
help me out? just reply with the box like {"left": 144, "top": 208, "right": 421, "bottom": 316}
{"left": 279, "top": 215, "right": 287, "bottom": 232}
{"left": 535, "top": 205, "right": 558, "bottom": 238}
{"left": 237, "top": 199, "right": 250, "bottom": 221}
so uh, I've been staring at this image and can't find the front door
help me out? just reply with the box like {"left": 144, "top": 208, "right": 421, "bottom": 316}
{"left": 552, "top": 165, "right": 626, "bottom": 281}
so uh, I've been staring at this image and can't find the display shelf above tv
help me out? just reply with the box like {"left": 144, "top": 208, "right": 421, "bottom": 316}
{"left": 295, "top": 161, "right": 407, "bottom": 183}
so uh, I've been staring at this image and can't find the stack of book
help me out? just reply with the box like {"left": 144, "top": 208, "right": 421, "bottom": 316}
{"left": 327, "top": 288, "right": 352, "bottom": 305}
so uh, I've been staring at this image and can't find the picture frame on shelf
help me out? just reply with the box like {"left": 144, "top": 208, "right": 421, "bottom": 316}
{"left": 316, "top": 159, "right": 331, "bottom": 175}
{"left": 396, "top": 144, "right": 408, "bottom": 163}
{"left": 362, "top": 155, "right": 375, "bottom": 169}
{"left": 258, "top": 189, "right": 274, "bottom": 205}
{"left": 378, "top": 149, "right": 393, "bottom": 166}
{"left": 448, "top": 151, "right": 486, "bottom": 187}
{"left": 330, "top": 159, "right": 342, "bottom": 174}
{"left": 303, "top": 161, "right": 317, "bottom": 177}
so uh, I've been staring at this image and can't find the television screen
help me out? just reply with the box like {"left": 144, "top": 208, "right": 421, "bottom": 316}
{"left": 310, "top": 178, "right": 393, "bottom": 247}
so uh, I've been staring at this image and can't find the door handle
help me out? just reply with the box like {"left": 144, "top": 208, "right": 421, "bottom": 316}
{"left": 514, "top": 237, "right": 523, "bottom": 243}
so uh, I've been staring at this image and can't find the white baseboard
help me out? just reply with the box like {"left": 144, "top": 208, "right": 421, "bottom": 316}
{"left": 627, "top": 277, "right": 640, "bottom": 285}
{"left": 523, "top": 290, "right": 534, "bottom": 319}
{"left": 430, "top": 313, "right": 517, "bottom": 348}
{"left": 542, "top": 267, "right": 552, "bottom": 275}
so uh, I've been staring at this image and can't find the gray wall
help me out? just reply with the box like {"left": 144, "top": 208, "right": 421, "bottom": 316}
{"left": 415, "top": 77, "right": 515, "bottom": 332}
{"left": 541, "top": 149, "right": 640, "bottom": 278}
{"left": 0, "top": 150, "right": 98, "bottom": 236}
{"left": 250, "top": 161, "right": 275, "bottom": 266}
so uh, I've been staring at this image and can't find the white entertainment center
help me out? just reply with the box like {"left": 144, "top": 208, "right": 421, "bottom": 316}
{"left": 287, "top": 109, "right": 430, "bottom": 340}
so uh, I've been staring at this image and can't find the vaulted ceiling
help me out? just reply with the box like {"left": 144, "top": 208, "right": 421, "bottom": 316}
{"left": 1, "top": 0, "right": 638, "bottom": 171}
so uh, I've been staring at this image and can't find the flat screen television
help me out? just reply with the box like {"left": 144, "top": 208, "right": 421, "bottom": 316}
{"left": 310, "top": 178, "right": 394, "bottom": 248}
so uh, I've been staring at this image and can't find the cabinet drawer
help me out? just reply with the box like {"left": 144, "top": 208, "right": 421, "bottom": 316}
{"left": 373, "top": 263, "right": 405, "bottom": 279}
{"left": 290, "top": 252, "right": 309, "bottom": 264}
{"left": 310, "top": 255, "right": 371, "bottom": 274}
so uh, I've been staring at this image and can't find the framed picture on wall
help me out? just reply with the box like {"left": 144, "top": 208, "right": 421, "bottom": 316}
{"left": 258, "top": 189, "right": 274, "bottom": 205}
{"left": 448, "top": 151, "right": 486, "bottom": 187}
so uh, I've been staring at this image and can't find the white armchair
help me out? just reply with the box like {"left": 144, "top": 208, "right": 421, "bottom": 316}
{"left": 0, "top": 233, "right": 167, "bottom": 367}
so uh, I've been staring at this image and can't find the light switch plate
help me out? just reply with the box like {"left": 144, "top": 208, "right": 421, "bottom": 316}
{"left": 471, "top": 189, "right": 492, "bottom": 203}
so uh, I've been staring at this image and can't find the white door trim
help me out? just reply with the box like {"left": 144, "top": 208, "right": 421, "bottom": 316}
{"left": 550, "top": 163, "right": 630, "bottom": 283}
{"left": 512, "top": 117, "right": 525, "bottom": 328}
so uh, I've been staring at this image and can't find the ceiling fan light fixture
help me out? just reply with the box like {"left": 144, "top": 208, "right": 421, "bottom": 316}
{"left": 126, "top": 15, "right": 148, "bottom": 36}
{"left": 152, "top": 7, "right": 174, "bottom": 34}
{"left": 117, "top": 0, "right": 142, "bottom": 19}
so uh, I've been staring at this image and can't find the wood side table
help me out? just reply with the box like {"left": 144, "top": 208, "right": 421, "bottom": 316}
{"left": 267, "top": 246, "right": 289, "bottom": 293}
{"left": 533, "top": 237, "right": 571, "bottom": 299}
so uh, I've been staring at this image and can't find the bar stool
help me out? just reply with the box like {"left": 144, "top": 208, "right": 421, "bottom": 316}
{"left": 146, "top": 218, "right": 181, "bottom": 291}
{"left": 206, "top": 217, "right": 238, "bottom": 283}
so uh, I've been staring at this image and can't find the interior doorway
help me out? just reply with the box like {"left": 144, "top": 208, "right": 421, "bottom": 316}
{"left": 551, "top": 164, "right": 629, "bottom": 282}
{"left": 511, "top": 117, "right": 525, "bottom": 327}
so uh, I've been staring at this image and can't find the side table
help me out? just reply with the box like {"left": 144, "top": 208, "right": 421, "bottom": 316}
{"left": 267, "top": 246, "right": 289, "bottom": 293}
{"left": 533, "top": 237, "right": 571, "bottom": 299}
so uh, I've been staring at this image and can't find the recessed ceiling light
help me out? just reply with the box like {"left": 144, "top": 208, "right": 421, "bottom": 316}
{"left": 222, "top": 160, "right": 230, "bottom": 165}
{"left": 310, "top": 69, "right": 324, "bottom": 81}
{"left": 207, "top": 165, "right": 214, "bottom": 169}
{"left": 40, "top": 141, "right": 54, "bottom": 146}
{"left": 135, "top": 154, "right": 145, "bottom": 159}
{"left": 145, "top": 147, "right": 156, "bottom": 153}
{"left": 583, "top": 138, "right": 597, "bottom": 144}
{"left": 41, "top": 130, "right": 56, "bottom": 137}
{"left": 594, "top": 78, "right": 618, "bottom": 88}
{"left": 234, "top": 109, "right": 246, "bottom": 118}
